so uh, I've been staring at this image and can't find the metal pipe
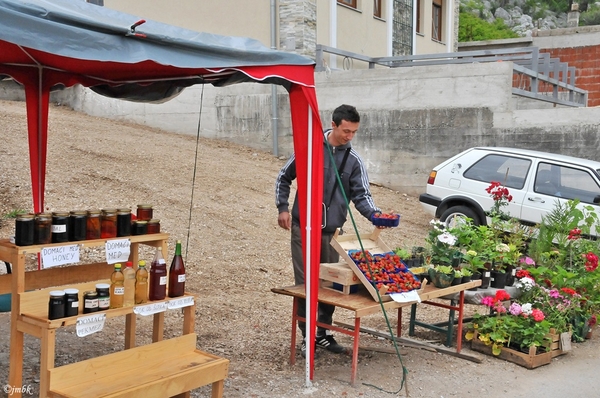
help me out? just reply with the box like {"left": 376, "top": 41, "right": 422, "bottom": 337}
{"left": 271, "top": 0, "right": 279, "bottom": 156}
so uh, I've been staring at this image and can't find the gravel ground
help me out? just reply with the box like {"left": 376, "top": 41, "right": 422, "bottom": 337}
{"left": 0, "top": 99, "right": 599, "bottom": 398}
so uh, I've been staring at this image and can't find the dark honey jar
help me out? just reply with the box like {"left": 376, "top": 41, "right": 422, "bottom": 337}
{"left": 132, "top": 220, "right": 148, "bottom": 235}
{"left": 48, "top": 290, "right": 66, "bottom": 320}
{"left": 15, "top": 213, "right": 34, "bottom": 246}
{"left": 69, "top": 211, "right": 87, "bottom": 241}
{"left": 117, "top": 208, "right": 132, "bottom": 237}
{"left": 51, "top": 212, "right": 70, "bottom": 243}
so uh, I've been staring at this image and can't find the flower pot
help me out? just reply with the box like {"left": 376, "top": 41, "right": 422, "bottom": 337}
{"left": 428, "top": 268, "right": 454, "bottom": 288}
{"left": 461, "top": 275, "right": 472, "bottom": 284}
{"left": 469, "top": 272, "right": 481, "bottom": 291}
{"left": 451, "top": 276, "right": 462, "bottom": 286}
{"left": 490, "top": 271, "right": 507, "bottom": 289}
{"left": 504, "top": 264, "right": 516, "bottom": 286}
{"left": 480, "top": 270, "right": 491, "bottom": 289}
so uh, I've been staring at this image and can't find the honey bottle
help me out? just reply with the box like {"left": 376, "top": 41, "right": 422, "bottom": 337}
{"left": 109, "top": 263, "right": 124, "bottom": 309}
{"left": 135, "top": 260, "right": 149, "bottom": 304}
{"left": 168, "top": 240, "right": 186, "bottom": 298}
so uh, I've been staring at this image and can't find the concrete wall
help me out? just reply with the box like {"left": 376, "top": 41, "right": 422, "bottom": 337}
{"left": 18, "top": 60, "right": 600, "bottom": 197}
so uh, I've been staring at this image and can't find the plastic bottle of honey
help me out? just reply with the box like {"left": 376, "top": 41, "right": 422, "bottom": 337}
{"left": 109, "top": 263, "right": 124, "bottom": 309}
{"left": 122, "top": 261, "right": 136, "bottom": 307}
{"left": 135, "top": 260, "right": 149, "bottom": 304}
{"left": 149, "top": 248, "right": 167, "bottom": 301}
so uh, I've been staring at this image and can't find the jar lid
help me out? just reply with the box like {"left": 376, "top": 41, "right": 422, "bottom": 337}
{"left": 64, "top": 288, "right": 79, "bottom": 294}
{"left": 117, "top": 208, "right": 131, "bottom": 213}
{"left": 87, "top": 209, "right": 101, "bottom": 215}
{"left": 135, "top": 220, "right": 148, "bottom": 225}
{"left": 16, "top": 213, "right": 34, "bottom": 220}
{"left": 101, "top": 208, "right": 117, "bottom": 213}
{"left": 52, "top": 211, "right": 69, "bottom": 217}
{"left": 95, "top": 283, "right": 110, "bottom": 289}
{"left": 137, "top": 204, "right": 153, "bottom": 209}
{"left": 148, "top": 219, "right": 160, "bottom": 224}
{"left": 49, "top": 290, "right": 65, "bottom": 297}
{"left": 70, "top": 210, "right": 87, "bottom": 216}
{"left": 35, "top": 212, "right": 52, "bottom": 219}
{"left": 84, "top": 290, "right": 98, "bottom": 297}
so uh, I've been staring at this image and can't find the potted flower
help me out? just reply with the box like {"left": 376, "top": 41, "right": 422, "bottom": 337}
{"left": 428, "top": 265, "right": 455, "bottom": 288}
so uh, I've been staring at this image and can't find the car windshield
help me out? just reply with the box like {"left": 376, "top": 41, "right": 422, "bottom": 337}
{"left": 464, "top": 154, "right": 530, "bottom": 189}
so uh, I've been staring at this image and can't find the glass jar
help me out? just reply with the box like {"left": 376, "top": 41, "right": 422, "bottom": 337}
{"left": 100, "top": 209, "right": 117, "bottom": 239}
{"left": 48, "top": 290, "right": 66, "bottom": 320}
{"left": 64, "top": 288, "right": 79, "bottom": 317}
{"left": 69, "top": 211, "right": 87, "bottom": 241}
{"left": 86, "top": 210, "right": 101, "bottom": 240}
{"left": 83, "top": 291, "right": 99, "bottom": 313}
{"left": 15, "top": 213, "right": 35, "bottom": 246}
{"left": 136, "top": 204, "right": 153, "bottom": 221}
{"left": 146, "top": 219, "right": 161, "bottom": 234}
{"left": 132, "top": 220, "right": 148, "bottom": 235}
{"left": 34, "top": 213, "right": 52, "bottom": 245}
{"left": 51, "top": 211, "right": 70, "bottom": 243}
{"left": 116, "top": 208, "right": 132, "bottom": 237}
{"left": 96, "top": 283, "right": 110, "bottom": 311}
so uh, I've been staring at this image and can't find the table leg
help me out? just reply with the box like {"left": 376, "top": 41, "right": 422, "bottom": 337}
{"left": 290, "top": 297, "right": 298, "bottom": 366}
{"left": 125, "top": 313, "right": 136, "bottom": 349}
{"left": 397, "top": 307, "right": 403, "bottom": 337}
{"left": 351, "top": 317, "right": 361, "bottom": 386}
{"left": 40, "top": 328, "right": 56, "bottom": 397}
{"left": 456, "top": 291, "right": 465, "bottom": 352}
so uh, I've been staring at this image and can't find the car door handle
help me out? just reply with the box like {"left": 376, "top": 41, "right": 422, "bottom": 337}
{"left": 528, "top": 197, "right": 546, "bottom": 203}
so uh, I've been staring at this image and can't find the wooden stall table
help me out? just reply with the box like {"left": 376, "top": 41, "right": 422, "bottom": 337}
{"left": 272, "top": 279, "right": 480, "bottom": 385}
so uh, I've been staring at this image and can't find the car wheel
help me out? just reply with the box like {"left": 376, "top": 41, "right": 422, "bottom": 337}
{"left": 440, "top": 206, "right": 480, "bottom": 228}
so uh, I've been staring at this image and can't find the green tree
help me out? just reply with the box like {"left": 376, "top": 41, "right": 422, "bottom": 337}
{"left": 459, "top": 12, "right": 519, "bottom": 42}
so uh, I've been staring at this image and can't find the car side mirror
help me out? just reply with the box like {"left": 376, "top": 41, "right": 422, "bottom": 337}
{"left": 593, "top": 195, "right": 600, "bottom": 204}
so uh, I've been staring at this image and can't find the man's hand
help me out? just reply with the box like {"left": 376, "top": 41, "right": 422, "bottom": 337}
{"left": 278, "top": 211, "right": 292, "bottom": 230}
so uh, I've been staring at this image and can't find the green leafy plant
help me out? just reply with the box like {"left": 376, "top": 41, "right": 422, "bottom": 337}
{"left": 4, "top": 209, "right": 27, "bottom": 218}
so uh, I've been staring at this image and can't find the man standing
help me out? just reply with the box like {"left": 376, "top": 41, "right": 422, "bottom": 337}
{"left": 275, "top": 104, "right": 381, "bottom": 356}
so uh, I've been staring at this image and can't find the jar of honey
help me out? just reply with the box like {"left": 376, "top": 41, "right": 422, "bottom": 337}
{"left": 117, "top": 208, "right": 132, "bottom": 237}
{"left": 147, "top": 219, "right": 161, "bottom": 234}
{"left": 86, "top": 210, "right": 101, "bottom": 240}
{"left": 15, "top": 213, "right": 35, "bottom": 246}
{"left": 100, "top": 209, "right": 117, "bottom": 239}
{"left": 136, "top": 204, "right": 153, "bottom": 221}
{"left": 51, "top": 212, "right": 69, "bottom": 243}
{"left": 69, "top": 211, "right": 87, "bottom": 241}
{"left": 34, "top": 213, "right": 52, "bottom": 245}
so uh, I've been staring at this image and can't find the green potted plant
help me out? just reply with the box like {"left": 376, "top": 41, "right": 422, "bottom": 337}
{"left": 428, "top": 265, "right": 455, "bottom": 288}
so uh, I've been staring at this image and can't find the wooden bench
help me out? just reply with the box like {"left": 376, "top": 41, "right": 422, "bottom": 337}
{"left": 48, "top": 333, "right": 229, "bottom": 398}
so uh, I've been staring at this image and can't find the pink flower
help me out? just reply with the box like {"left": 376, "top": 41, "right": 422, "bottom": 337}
{"left": 481, "top": 296, "right": 494, "bottom": 307}
{"left": 509, "top": 302, "right": 522, "bottom": 316}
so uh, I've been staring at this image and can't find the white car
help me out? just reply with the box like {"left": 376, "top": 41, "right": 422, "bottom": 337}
{"left": 419, "top": 147, "right": 600, "bottom": 227}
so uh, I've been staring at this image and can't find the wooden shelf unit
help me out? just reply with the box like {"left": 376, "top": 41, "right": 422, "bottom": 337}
{"left": 0, "top": 234, "right": 228, "bottom": 398}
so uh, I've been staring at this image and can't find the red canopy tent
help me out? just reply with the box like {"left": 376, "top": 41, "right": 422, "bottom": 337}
{"left": 0, "top": 0, "right": 324, "bottom": 386}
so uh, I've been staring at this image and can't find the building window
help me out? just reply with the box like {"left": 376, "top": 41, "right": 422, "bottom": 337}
{"left": 416, "top": 0, "right": 421, "bottom": 33}
{"left": 374, "top": 0, "right": 382, "bottom": 17}
{"left": 432, "top": 0, "right": 442, "bottom": 41}
{"left": 338, "top": 0, "right": 358, "bottom": 8}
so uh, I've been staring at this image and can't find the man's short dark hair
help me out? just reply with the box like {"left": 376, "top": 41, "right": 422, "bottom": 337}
{"left": 332, "top": 104, "right": 360, "bottom": 126}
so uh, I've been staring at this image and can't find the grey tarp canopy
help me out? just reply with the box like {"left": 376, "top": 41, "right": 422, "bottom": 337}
{"left": 0, "top": 0, "right": 326, "bottom": 387}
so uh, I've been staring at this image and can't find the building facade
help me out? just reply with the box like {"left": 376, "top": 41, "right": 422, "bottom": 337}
{"left": 99, "top": 0, "right": 455, "bottom": 68}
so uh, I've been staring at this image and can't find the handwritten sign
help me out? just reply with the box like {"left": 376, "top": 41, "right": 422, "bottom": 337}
{"left": 76, "top": 313, "right": 106, "bottom": 337}
{"left": 168, "top": 296, "right": 194, "bottom": 310}
{"left": 105, "top": 239, "right": 131, "bottom": 264}
{"left": 133, "top": 301, "right": 168, "bottom": 316}
{"left": 41, "top": 245, "right": 80, "bottom": 268}
{"left": 389, "top": 290, "right": 421, "bottom": 304}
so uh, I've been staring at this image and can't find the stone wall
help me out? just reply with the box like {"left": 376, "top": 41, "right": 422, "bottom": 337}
{"left": 6, "top": 60, "right": 600, "bottom": 197}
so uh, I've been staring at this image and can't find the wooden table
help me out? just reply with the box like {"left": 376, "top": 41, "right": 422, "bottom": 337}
{"left": 272, "top": 280, "right": 481, "bottom": 385}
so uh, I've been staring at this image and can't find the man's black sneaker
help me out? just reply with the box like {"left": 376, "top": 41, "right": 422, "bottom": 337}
{"left": 315, "top": 333, "right": 345, "bottom": 353}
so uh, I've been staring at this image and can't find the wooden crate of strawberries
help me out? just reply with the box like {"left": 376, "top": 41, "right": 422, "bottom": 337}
{"left": 330, "top": 228, "right": 422, "bottom": 302}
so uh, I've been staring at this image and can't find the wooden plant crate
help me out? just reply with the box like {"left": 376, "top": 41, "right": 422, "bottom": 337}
{"left": 547, "top": 328, "right": 571, "bottom": 358}
{"left": 470, "top": 331, "right": 552, "bottom": 369}
{"left": 330, "top": 228, "right": 395, "bottom": 302}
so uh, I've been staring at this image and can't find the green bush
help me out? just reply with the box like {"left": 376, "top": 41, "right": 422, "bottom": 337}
{"left": 459, "top": 13, "right": 519, "bottom": 42}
